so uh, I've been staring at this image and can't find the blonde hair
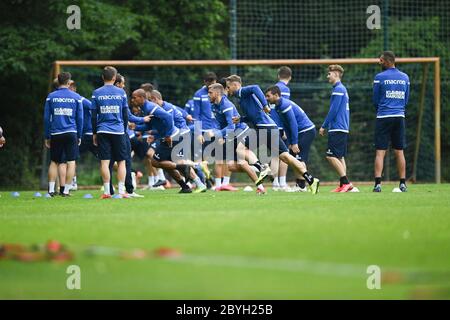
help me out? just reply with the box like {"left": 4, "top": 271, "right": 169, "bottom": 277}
{"left": 328, "top": 65, "right": 344, "bottom": 78}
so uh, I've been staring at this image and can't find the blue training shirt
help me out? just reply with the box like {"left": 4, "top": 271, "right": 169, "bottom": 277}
{"left": 44, "top": 87, "right": 83, "bottom": 139}
{"left": 162, "top": 101, "right": 189, "bottom": 132}
{"left": 373, "top": 67, "right": 410, "bottom": 118}
{"left": 322, "top": 81, "right": 350, "bottom": 133}
{"left": 234, "top": 85, "right": 276, "bottom": 128}
{"left": 91, "top": 85, "right": 128, "bottom": 135}
{"left": 192, "top": 86, "right": 217, "bottom": 131}
{"left": 212, "top": 95, "right": 249, "bottom": 139}
{"left": 276, "top": 98, "right": 315, "bottom": 145}
{"left": 276, "top": 81, "right": 291, "bottom": 99}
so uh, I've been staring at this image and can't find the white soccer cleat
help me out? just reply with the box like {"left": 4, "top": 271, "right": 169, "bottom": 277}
{"left": 129, "top": 192, "right": 144, "bottom": 198}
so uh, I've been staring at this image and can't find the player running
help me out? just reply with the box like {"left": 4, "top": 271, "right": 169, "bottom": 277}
{"left": 265, "top": 85, "right": 316, "bottom": 192}
{"left": 226, "top": 75, "right": 320, "bottom": 194}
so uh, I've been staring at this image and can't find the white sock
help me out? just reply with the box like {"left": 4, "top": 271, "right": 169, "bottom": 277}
{"left": 148, "top": 176, "right": 155, "bottom": 187}
{"left": 72, "top": 176, "right": 77, "bottom": 184}
{"left": 157, "top": 169, "right": 165, "bottom": 181}
{"left": 279, "top": 176, "right": 287, "bottom": 187}
{"left": 103, "top": 183, "right": 110, "bottom": 195}
{"left": 49, "top": 181, "right": 56, "bottom": 193}
{"left": 223, "top": 176, "right": 230, "bottom": 185}
{"left": 193, "top": 177, "right": 205, "bottom": 188}
{"left": 118, "top": 182, "right": 125, "bottom": 194}
{"left": 272, "top": 177, "right": 279, "bottom": 187}
{"left": 257, "top": 184, "right": 265, "bottom": 191}
{"left": 215, "top": 178, "right": 222, "bottom": 188}
{"left": 63, "top": 184, "right": 71, "bottom": 194}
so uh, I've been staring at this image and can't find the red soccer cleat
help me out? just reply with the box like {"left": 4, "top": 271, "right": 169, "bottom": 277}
{"left": 100, "top": 194, "right": 112, "bottom": 199}
{"left": 339, "top": 183, "right": 354, "bottom": 192}
{"left": 219, "top": 184, "right": 238, "bottom": 192}
{"left": 331, "top": 185, "right": 344, "bottom": 192}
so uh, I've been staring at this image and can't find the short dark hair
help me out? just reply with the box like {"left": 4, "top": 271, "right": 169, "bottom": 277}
{"left": 114, "top": 73, "right": 125, "bottom": 86}
{"left": 102, "top": 66, "right": 117, "bottom": 81}
{"left": 381, "top": 51, "right": 396, "bottom": 64}
{"left": 328, "top": 64, "right": 344, "bottom": 78}
{"left": 277, "top": 66, "right": 292, "bottom": 80}
{"left": 218, "top": 77, "right": 227, "bottom": 88}
{"left": 265, "top": 85, "right": 281, "bottom": 96}
{"left": 57, "top": 72, "right": 71, "bottom": 86}
{"left": 204, "top": 72, "right": 217, "bottom": 84}
{"left": 140, "top": 83, "right": 154, "bottom": 92}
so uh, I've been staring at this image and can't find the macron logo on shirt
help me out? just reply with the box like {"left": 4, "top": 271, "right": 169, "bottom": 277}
{"left": 54, "top": 108, "right": 73, "bottom": 116}
{"left": 97, "top": 95, "right": 123, "bottom": 101}
{"left": 53, "top": 98, "right": 75, "bottom": 103}
{"left": 384, "top": 79, "right": 406, "bottom": 85}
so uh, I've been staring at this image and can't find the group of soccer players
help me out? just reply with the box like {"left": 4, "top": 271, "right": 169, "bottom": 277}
{"left": 43, "top": 50, "right": 410, "bottom": 197}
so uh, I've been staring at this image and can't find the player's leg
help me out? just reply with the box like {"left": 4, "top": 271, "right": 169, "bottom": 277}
{"left": 326, "top": 132, "right": 351, "bottom": 192}
{"left": 112, "top": 134, "right": 130, "bottom": 197}
{"left": 48, "top": 134, "right": 64, "bottom": 196}
{"left": 58, "top": 162, "right": 67, "bottom": 195}
{"left": 278, "top": 160, "right": 289, "bottom": 190}
{"left": 292, "top": 128, "right": 316, "bottom": 192}
{"left": 60, "top": 133, "right": 78, "bottom": 196}
{"left": 270, "top": 157, "right": 280, "bottom": 190}
{"left": 392, "top": 117, "right": 407, "bottom": 191}
{"left": 373, "top": 118, "right": 391, "bottom": 192}
{"left": 97, "top": 133, "right": 113, "bottom": 197}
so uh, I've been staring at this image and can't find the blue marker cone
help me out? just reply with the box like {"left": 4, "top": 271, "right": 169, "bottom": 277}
{"left": 83, "top": 193, "right": 93, "bottom": 199}
{"left": 34, "top": 192, "right": 42, "bottom": 197}
{"left": 112, "top": 194, "right": 122, "bottom": 199}
{"left": 11, "top": 192, "right": 20, "bottom": 197}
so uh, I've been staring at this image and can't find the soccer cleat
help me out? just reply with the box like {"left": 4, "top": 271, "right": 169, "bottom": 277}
{"left": 153, "top": 179, "right": 167, "bottom": 188}
{"left": 119, "top": 193, "right": 130, "bottom": 199}
{"left": 288, "top": 186, "right": 308, "bottom": 193}
{"left": 308, "top": 178, "right": 320, "bottom": 194}
{"left": 339, "top": 183, "right": 354, "bottom": 193}
{"left": 129, "top": 192, "right": 144, "bottom": 198}
{"left": 373, "top": 184, "right": 382, "bottom": 192}
{"left": 61, "top": 193, "right": 71, "bottom": 197}
{"left": 255, "top": 164, "right": 271, "bottom": 186}
{"left": 399, "top": 184, "right": 408, "bottom": 192}
{"left": 278, "top": 185, "right": 290, "bottom": 192}
{"left": 71, "top": 184, "right": 78, "bottom": 191}
{"left": 194, "top": 185, "right": 207, "bottom": 193}
{"left": 219, "top": 184, "right": 238, "bottom": 192}
{"left": 179, "top": 188, "right": 192, "bottom": 194}
{"left": 331, "top": 185, "right": 344, "bottom": 192}
{"left": 100, "top": 194, "right": 112, "bottom": 199}
{"left": 48, "top": 192, "right": 57, "bottom": 197}
{"left": 256, "top": 185, "right": 266, "bottom": 195}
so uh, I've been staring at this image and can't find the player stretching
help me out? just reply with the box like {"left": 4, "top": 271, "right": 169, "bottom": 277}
{"left": 91, "top": 66, "right": 129, "bottom": 199}
{"left": 265, "top": 86, "right": 316, "bottom": 192}
{"left": 373, "top": 51, "right": 410, "bottom": 192}
{"left": 43, "top": 72, "right": 83, "bottom": 197}
{"left": 209, "top": 83, "right": 267, "bottom": 194}
{"left": 319, "top": 65, "right": 353, "bottom": 192}
{"left": 226, "top": 75, "right": 320, "bottom": 194}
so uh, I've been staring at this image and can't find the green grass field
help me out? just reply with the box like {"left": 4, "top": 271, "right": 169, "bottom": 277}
{"left": 1, "top": 184, "right": 450, "bottom": 299}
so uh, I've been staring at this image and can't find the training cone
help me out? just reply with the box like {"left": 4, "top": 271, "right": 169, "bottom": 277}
{"left": 112, "top": 194, "right": 122, "bottom": 199}
{"left": 243, "top": 186, "right": 253, "bottom": 192}
{"left": 34, "top": 192, "right": 42, "bottom": 197}
{"left": 392, "top": 187, "right": 402, "bottom": 193}
{"left": 83, "top": 193, "right": 93, "bottom": 199}
{"left": 349, "top": 187, "right": 360, "bottom": 193}
{"left": 11, "top": 192, "right": 20, "bottom": 197}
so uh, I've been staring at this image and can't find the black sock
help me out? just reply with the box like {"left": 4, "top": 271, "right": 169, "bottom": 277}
{"left": 252, "top": 161, "right": 262, "bottom": 172}
{"left": 178, "top": 178, "right": 189, "bottom": 190}
{"left": 302, "top": 172, "right": 314, "bottom": 185}
{"left": 296, "top": 179, "right": 306, "bottom": 189}
{"left": 400, "top": 178, "right": 406, "bottom": 185}
{"left": 340, "top": 176, "right": 349, "bottom": 187}
{"left": 59, "top": 186, "right": 64, "bottom": 194}
{"left": 375, "top": 177, "right": 382, "bottom": 186}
